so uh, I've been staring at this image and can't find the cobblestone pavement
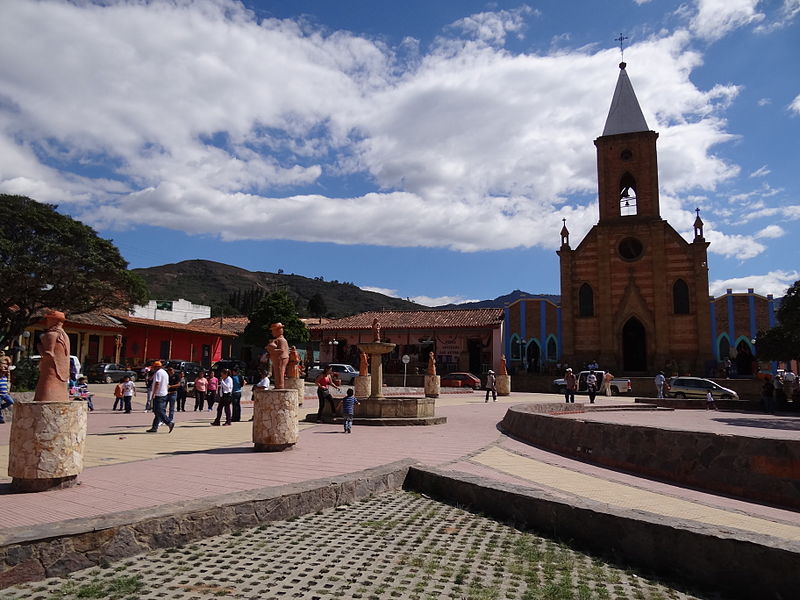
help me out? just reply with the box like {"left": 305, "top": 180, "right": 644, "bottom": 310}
{"left": 0, "top": 491, "right": 716, "bottom": 600}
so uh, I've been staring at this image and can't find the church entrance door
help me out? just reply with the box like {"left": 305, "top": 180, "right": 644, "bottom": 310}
{"left": 622, "top": 317, "right": 647, "bottom": 372}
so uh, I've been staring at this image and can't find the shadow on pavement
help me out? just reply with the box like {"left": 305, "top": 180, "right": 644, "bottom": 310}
{"left": 712, "top": 416, "right": 800, "bottom": 431}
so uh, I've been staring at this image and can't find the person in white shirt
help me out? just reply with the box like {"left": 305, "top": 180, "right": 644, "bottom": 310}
{"left": 211, "top": 369, "right": 234, "bottom": 426}
{"left": 121, "top": 375, "right": 136, "bottom": 414}
{"left": 654, "top": 371, "right": 666, "bottom": 399}
{"left": 146, "top": 362, "right": 175, "bottom": 433}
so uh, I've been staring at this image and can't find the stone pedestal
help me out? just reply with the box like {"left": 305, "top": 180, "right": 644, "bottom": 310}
{"left": 8, "top": 400, "right": 88, "bottom": 492}
{"left": 354, "top": 375, "right": 371, "bottom": 399}
{"left": 285, "top": 376, "right": 305, "bottom": 406}
{"left": 424, "top": 375, "right": 440, "bottom": 398}
{"left": 497, "top": 375, "right": 511, "bottom": 396}
{"left": 252, "top": 389, "right": 299, "bottom": 452}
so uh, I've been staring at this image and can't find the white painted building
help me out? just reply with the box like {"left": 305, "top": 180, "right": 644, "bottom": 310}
{"left": 130, "top": 299, "right": 211, "bottom": 324}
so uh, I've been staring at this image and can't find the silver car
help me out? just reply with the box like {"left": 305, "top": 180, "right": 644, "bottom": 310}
{"left": 667, "top": 376, "right": 738, "bottom": 400}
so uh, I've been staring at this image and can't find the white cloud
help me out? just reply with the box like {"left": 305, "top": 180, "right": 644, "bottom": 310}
{"left": 411, "top": 295, "right": 481, "bottom": 307}
{"left": 361, "top": 286, "right": 400, "bottom": 297}
{"left": 0, "top": 1, "right": 751, "bottom": 255}
{"left": 757, "top": 98, "right": 771, "bottom": 107}
{"left": 690, "top": 0, "right": 765, "bottom": 42}
{"left": 790, "top": 94, "right": 800, "bottom": 115}
{"left": 447, "top": 6, "right": 537, "bottom": 46}
{"left": 709, "top": 270, "right": 800, "bottom": 297}
{"left": 749, "top": 165, "right": 770, "bottom": 178}
{"left": 754, "top": 225, "right": 785, "bottom": 239}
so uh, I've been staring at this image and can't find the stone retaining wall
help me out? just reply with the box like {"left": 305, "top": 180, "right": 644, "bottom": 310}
{"left": 405, "top": 466, "right": 798, "bottom": 600}
{"left": 0, "top": 460, "right": 414, "bottom": 589}
{"left": 500, "top": 404, "right": 800, "bottom": 510}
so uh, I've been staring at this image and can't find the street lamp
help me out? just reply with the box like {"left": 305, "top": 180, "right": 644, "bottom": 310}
{"left": 327, "top": 338, "right": 338, "bottom": 361}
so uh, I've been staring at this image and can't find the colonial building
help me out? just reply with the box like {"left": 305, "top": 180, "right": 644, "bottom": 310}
{"left": 308, "top": 309, "right": 504, "bottom": 375}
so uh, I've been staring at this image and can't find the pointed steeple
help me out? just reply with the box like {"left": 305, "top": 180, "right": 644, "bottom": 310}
{"left": 602, "top": 62, "right": 649, "bottom": 136}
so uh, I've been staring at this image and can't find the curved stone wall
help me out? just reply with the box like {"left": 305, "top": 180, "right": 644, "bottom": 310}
{"left": 500, "top": 404, "right": 800, "bottom": 510}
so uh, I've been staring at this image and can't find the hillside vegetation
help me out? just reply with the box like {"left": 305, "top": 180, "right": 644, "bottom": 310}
{"left": 133, "top": 260, "right": 423, "bottom": 317}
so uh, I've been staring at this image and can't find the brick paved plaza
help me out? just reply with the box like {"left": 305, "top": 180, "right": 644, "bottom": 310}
{"left": 0, "top": 383, "right": 798, "bottom": 598}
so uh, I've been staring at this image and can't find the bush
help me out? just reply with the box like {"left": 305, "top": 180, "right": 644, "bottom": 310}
{"left": 11, "top": 358, "right": 39, "bottom": 392}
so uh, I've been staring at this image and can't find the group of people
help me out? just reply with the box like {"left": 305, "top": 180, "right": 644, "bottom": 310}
{"left": 314, "top": 365, "right": 359, "bottom": 433}
{"left": 562, "top": 368, "right": 614, "bottom": 403}
{"left": 142, "top": 363, "right": 250, "bottom": 431}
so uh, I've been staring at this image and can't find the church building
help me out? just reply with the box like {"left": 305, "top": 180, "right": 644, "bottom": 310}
{"left": 504, "top": 63, "right": 777, "bottom": 377}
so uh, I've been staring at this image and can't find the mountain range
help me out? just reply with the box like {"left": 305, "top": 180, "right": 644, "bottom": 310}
{"left": 132, "top": 260, "right": 556, "bottom": 317}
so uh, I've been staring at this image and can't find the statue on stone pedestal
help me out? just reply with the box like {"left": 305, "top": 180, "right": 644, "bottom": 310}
{"left": 287, "top": 346, "right": 301, "bottom": 378}
{"left": 34, "top": 310, "right": 70, "bottom": 403}
{"left": 266, "top": 322, "right": 290, "bottom": 389}
{"left": 359, "top": 351, "right": 369, "bottom": 376}
{"left": 372, "top": 318, "right": 381, "bottom": 342}
{"left": 427, "top": 351, "right": 436, "bottom": 376}
{"left": 499, "top": 355, "right": 508, "bottom": 376}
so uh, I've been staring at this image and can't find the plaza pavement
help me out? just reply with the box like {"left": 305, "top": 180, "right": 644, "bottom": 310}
{"left": 0, "top": 383, "right": 798, "bottom": 549}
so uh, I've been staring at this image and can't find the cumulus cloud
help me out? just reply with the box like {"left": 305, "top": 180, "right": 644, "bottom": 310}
{"left": 0, "top": 0, "right": 751, "bottom": 255}
{"left": 790, "top": 94, "right": 800, "bottom": 115}
{"left": 447, "top": 6, "right": 537, "bottom": 45}
{"left": 690, "top": 0, "right": 765, "bottom": 42}
{"left": 361, "top": 286, "right": 477, "bottom": 306}
{"left": 754, "top": 225, "right": 785, "bottom": 239}
{"left": 709, "top": 270, "right": 800, "bottom": 297}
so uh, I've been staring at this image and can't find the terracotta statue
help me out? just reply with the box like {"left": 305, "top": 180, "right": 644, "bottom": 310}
{"left": 0, "top": 350, "right": 11, "bottom": 377}
{"left": 499, "top": 355, "right": 508, "bottom": 376}
{"left": 372, "top": 318, "right": 381, "bottom": 342}
{"left": 34, "top": 310, "right": 70, "bottom": 402}
{"left": 265, "top": 322, "right": 290, "bottom": 389}
{"left": 426, "top": 351, "right": 436, "bottom": 376}
{"left": 287, "top": 346, "right": 301, "bottom": 378}
{"left": 359, "top": 351, "right": 369, "bottom": 376}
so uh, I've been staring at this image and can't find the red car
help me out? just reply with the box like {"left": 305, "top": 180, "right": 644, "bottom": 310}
{"left": 440, "top": 372, "right": 481, "bottom": 390}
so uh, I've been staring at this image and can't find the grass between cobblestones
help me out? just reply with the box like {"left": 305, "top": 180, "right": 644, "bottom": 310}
{"left": 1, "top": 491, "right": 723, "bottom": 600}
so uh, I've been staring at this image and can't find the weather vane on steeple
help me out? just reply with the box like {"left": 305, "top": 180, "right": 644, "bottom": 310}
{"left": 614, "top": 33, "right": 629, "bottom": 63}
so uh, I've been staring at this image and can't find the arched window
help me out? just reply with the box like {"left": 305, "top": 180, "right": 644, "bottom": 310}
{"left": 619, "top": 172, "right": 637, "bottom": 216}
{"left": 718, "top": 336, "right": 730, "bottom": 362}
{"left": 578, "top": 283, "right": 594, "bottom": 317}
{"left": 546, "top": 337, "right": 557, "bottom": 362}
{"left": 673, "top": 279, "right": 690, "bottom": 314}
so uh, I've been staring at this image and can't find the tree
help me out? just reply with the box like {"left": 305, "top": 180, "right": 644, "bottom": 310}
{"left": 0, "top": 195, "right": 149, "bottom": 349}
{"left": 241, "top": 289, "right": 309, "bottom": 347}
{"left": 307, "top": 293, "right": 327, "bottom": 319}
{"left": 756, "top": 280, "right": 800, "bottom": 364}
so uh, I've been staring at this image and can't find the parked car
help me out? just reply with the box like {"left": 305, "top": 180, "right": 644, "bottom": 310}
{"left": 440, "top": 372, "right": 481, "bottom": 390}
{"left": 667, "top": 376, "right": 739, "bottom": 400}
{"left": 166, "top": 360, "right": 204, "bottom": 380}
{"left": 211, "top": 359, "right": 248, "bottom": 377}
{"left": 138, "top": 359, "right": 167, "bottom": 380}
{"left": 306, "top": 363, "right": 359, "bottom": 384}
{"left": 86, "top": 363, "right": 138, "bottom": 384}
{"left": 552, "top": 371, "right": 632, "bottom": 395}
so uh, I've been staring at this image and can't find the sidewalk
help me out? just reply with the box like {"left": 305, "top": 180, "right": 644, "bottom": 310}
{"left": 1, "top": 386, "right": 798, "bottom": 549}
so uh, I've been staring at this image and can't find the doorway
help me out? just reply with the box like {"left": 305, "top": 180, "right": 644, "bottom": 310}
{"left": 526, "top": 341, "right": 540, "bottom": 373}
{"left": 622, "top": 317, "right": 647, "bottom": 372}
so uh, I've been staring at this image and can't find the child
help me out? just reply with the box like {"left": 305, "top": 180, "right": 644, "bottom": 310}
{"left": 0, "top": 374, "right": 14, "bottom": 424}
{"left": 73, "top": 377, "right": 94, "bottom": 411}
{"left": 112, "top": 380, "right": 125, "bottom": 411}
{"left": 337, "top": 388, "right": 360, "bottom": 434}
{"left": 121, "top": 375, "right": 136, "bottom": 414}
{"left": 706, "top": 390, "right": 718, "bottom": 411}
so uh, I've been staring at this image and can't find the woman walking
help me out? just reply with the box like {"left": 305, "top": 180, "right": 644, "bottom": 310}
{"left": 211, "top": 369, "right": 233, "bottom": 426}
{"left": 206, "top": 371, "right": 219, "bottom": 412}
{"left": 315, "top": 365, "right": 340, "bottom": 422}
{"left": 193, "top": 371, "right": 208, "bottom": 411}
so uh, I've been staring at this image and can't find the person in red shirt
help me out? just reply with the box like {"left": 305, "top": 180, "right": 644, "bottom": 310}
{"left": 315, "top": 366, "right": 340, "bottom": 423}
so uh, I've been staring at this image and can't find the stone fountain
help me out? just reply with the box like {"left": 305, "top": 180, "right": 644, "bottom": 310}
{"left": 351, "top": 320, "right": 445, "bottom": 425}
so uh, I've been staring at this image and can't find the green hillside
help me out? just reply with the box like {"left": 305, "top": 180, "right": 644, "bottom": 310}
{"left": 133, "top": 260, "right": 423, "bottom": 317}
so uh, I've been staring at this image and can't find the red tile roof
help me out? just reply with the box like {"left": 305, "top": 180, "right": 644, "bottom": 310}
{"left": 189, "top": 315, "right": 249, "bottom": 334}
{"left": 115, "top": 314, "right": 236, "bottom": 337}
{"left": 63, "top": 312, "right": 126, "bottom": 331}
{"left": 308, "top": 309, "right": 503, "bottom": 331}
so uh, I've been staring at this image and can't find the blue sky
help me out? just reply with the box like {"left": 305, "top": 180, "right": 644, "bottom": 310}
{"left": 2, "top": 0, "right": 799, "bottom": 305}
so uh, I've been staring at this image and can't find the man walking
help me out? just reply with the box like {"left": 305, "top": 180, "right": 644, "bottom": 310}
{"left": 564, "top": 368, "right": 577, "bottom": 403}
{"left": 654, "top": 371, "right": 666, "bottom": 399}
{"left": 146, "top": 362, "right": 175, "bottom": 433}
{"left": 484, "top": 370, "right": 497, "bottom": 402}
{"left": 231, "top": 368, "right": 245, "bottom": 422}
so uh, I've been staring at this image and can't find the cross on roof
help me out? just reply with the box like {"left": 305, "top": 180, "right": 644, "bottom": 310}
{"left": 615, "top": 33, "right": 629, "bottom": 61}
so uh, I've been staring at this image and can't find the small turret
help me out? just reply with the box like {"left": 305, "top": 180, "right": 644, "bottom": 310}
{"left": 693, "top": 207, "right": 705, "bottom": 241}
{"left": 560, "top": 218, "right": 570, "bottom": 248}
